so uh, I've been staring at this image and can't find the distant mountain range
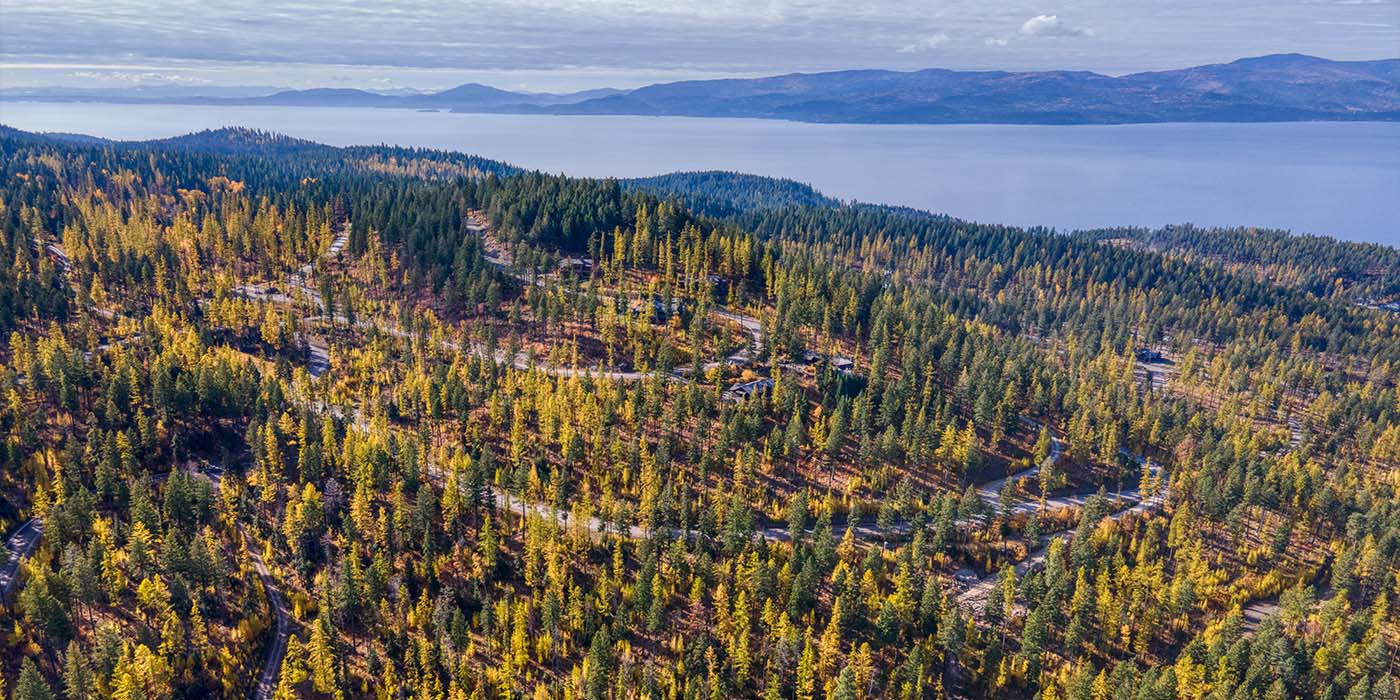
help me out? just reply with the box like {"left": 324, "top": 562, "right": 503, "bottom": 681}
{"left": 2, "top": 82, "right": 626, "bottom": 111}
{"left": 6, "top": 54, "right": 1398, "bottom": 124}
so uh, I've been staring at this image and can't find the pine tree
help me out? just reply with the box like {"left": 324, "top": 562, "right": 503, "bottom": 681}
{"left": 731, "top": 590, "right": 752, "bottom": 686}
{"left": 795, "top": 636, "right": 818, "bottom": 700}
{"left": 308, "top": 616, "right": 338, "bottom": 695}
{"left": 831, "top": 666, "right": 857, "bottom": 700}
{"left": 584, "top": 626, "right": 612, "bottom": 700}
{"left": 274, "top": 635, "right": 308, "bottom": 700}
{"left": 62, "top": 640, "right": 92, "bottom": 700}
{"left": 13, "top": 659, "right": 53, "bottom": 700}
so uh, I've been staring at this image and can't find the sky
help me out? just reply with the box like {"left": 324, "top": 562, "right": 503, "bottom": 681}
{"left": 1, "top": 0, "right": 1397, "bottom": 92}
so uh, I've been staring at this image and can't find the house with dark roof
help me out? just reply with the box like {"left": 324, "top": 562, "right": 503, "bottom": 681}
{"left": 724, "top": 378, "right": 774, "bottom": 402}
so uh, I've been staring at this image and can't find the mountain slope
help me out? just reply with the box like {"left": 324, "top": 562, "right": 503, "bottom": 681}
{"left": 554, "top": 54, "right": 1400, "bottom": 123}
{"left": 214, "top": 84, "right": 622, "bottom": 111}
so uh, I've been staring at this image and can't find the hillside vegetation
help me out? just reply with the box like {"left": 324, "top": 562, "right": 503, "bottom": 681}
{"left": 0, "top": 127, "right": 1397, "bottom": 700}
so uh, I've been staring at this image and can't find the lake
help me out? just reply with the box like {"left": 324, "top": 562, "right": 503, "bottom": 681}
{"left": 2, "top": 102, "right": 1398, "bottom": 244}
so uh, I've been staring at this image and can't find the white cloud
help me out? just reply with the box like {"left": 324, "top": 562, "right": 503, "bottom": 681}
{"left": 1019, "top": 14, "right": 1094, "bottom": 37}
{"left": 66, "top": 70, "right": 211, "bottom": 84}
{"left": 984, "top": 37, "right": 1009, "bottom": 47}
{"left": 1315, "top": 20, "right": 1393, "bottom": 27}
{"left": 899, "top": 32, "right": 951, "bottom": 53}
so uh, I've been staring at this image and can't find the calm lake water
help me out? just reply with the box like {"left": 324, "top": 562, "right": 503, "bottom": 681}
{"left": 3, "top": 102, "right": 1398, "bottom": 244}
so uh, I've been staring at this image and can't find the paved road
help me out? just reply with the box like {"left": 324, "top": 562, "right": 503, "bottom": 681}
{"left": 233, "top": 216, "right": 771, "bottom": 387}
{"left": 245, "top": 526, "right": 291, "bottom": 700}
{"left": 1241, "top": 599, "right": 1279, "bottom": 632}
{"left": 302, "top": 328, "right": 1171, "bottom": 622}
{"left": 37, "top": 239, "right": 125, "bottom": 324}
{"left": 236, "top": 230, "right": 350, "bottom": 314}
{"left": 466, "top": 213, "right": 771, "bottom": 381}
{"left": 418, "top": 428, "right": 1077, "bottom": 550}
{"left": 428, "top": 462, "right": 927, "bottom": 545}
{"left": 1233, "top": 415, "right": 1312, "bottom": 633}
{"left": 467, "top": 217, "right": 512, "bottom": 269}
{"left": 303, "top": 311, "right": 663, "bottom": 383}
{"left": 226, "top": 228, "right": 360, "bottom": 382}
{"left": 956, "top": 489, "right": 1165, "bottom": 611}
{"left": 1240, "top": 567, "right": 1333, "bottom": 636}
{"left": 712, "top": 307, "right": 765, "bottom": 354}
{"left": 306, "top": 337, "right": 330, "bottom": 378}
{"left": 0, "top": 518, "right": 43, "bottom": 598}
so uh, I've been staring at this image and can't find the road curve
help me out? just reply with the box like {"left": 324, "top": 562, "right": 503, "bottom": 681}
{"left": 0, "top": 518, "right": 43, "bottom": 598}
{"left": 974, "top": 422, "right": 1064, "bottom": 513}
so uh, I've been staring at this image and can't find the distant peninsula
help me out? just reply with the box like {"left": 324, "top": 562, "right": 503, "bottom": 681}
{"left": 5, "top": 54, "right": 1398, "bottom": 125}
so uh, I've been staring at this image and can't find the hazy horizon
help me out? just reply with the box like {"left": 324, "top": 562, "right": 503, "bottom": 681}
{"left": 4, "top": 52, "right": 1399, "bottom": 98}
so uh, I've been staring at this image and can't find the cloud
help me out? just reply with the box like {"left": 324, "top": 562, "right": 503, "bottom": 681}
{"left": 66, "top": 70, "right": 211, "bottom": 84}
{"left": 3, "top": 0, "right": 1397, "bottom": 90}
{"left": 1019, "top": 14, "right": 1094, "bottom": 37}
{"left": 898, "top": 32, "right": 950, "bottom": 53}
{"left": 1315, "top": 20, "right": 1393, "bottom": 27}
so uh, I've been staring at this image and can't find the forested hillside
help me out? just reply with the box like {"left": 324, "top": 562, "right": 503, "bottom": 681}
{"left": 1079, "top": 224, "right": 1400, "bottom": 302}
{"left": 0, "top": 127, "right": 1396, "bottom": 700}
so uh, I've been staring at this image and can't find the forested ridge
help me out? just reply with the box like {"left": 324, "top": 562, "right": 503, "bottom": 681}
{"left": 0, "top": 126, "right": 1396, "bottom": 700}
{"left": 618, "top": 172, "right": 836, "bottom": 219}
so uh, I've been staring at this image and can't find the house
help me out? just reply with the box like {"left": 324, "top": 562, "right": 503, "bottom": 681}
{"left": 558, "top": 257, "right": 594, "bottom": 274}
{"left": 1134, "top": 347, "right": 1165, "bottom": 363}
{"left": 781, "top": 350, "right": 825, "bottom": 375}
{"left": 832, "top": 356, "right": 855, "bottom": 375}
{"left": 629, "top": 294, "right": 687, "bottom": 324}
{"left": 724, "top": 378, "right": 774, "bottom": 402}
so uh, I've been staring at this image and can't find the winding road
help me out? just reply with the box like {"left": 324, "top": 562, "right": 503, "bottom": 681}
{"left": 0, "top": 219, "right": 1178, "bottom": 700}
{"left": 956, "top": 467, "right": 1167, "bottom": 612}
{"left": 291, "top": 217, "right": 1177, "bottom": 614}
{"left": 246, "top": 527, "right": 290, "bottom": 700}
{"left": 237, "top": 215, "right": 1181, "bottom": 629}
{"left": 181, "top": 463, "right": 290, "bottom": 699}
